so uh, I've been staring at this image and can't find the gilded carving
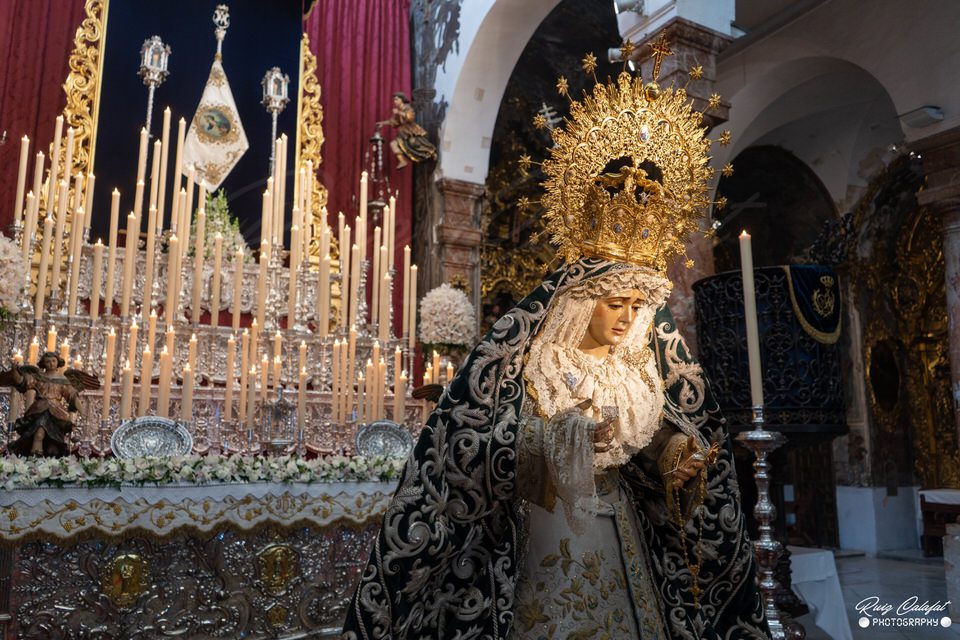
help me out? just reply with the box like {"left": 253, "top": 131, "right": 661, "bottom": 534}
{"left": 102, "top": 553, "right": 149, "bottom": 608}
{"left": 61, "top": 0, "right": 108, "bottom": 180}
{"left": 257, "top": 544, "right": 300, "bottom": 596}
{"left": 296, "top": 33, "right": 330, "bottom": 258}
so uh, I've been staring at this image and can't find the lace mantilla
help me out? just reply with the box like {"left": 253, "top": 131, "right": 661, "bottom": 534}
{"left": 525, "top": 267, "right": 672, "bottom": 469}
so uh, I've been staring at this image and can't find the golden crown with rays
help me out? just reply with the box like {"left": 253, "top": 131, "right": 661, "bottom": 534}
{"left": 520, "top": 35, "right": 732, "bottom": 273}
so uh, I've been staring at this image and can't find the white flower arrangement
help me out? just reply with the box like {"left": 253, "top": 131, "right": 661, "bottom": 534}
{"left": 0, "top": 234, "right": 27, "bottom": 317}
{"left": 418, "top": 283, "right": 477, "bottom": 349}
{"left": 0, "top": 454, "right": 405, "bottom": 490}
{"left": 188, "top": 189, "right": 252, "bottom": 262}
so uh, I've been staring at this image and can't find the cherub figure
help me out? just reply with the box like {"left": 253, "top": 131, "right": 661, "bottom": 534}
{"left": 1, "top": 351, "right": 100, "bottom": 457}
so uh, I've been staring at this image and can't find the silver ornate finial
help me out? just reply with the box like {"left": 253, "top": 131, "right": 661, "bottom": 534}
{"left": 214, "top": 5, "right": 230, "bottom": 52}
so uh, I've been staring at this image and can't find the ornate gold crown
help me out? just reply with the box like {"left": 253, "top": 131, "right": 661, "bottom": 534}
{"left": 522, "top": 36, "right": 731, "bottom": 273}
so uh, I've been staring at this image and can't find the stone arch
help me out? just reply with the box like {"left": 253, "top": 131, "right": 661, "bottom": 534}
{"left": 714, "top": 56, "right": 903, "bottom": 207}
{"left": 435, "top": 0, "right": 562, "bottom": 185}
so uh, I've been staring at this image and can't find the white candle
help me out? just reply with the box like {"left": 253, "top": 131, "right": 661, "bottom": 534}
{"left": 408, "top": 265, "right": 418, "bottom": 349}
{"left": 66, "top": 207, "right": 84, "bottom": 315}
{"left": 13, "top": 135, "right": 29, "bottom": 226}
{"left": 120, "top": 212, "right": 137, "bottom": 318}
{"left": 138, "top": 345, "right": 153, "bottom": 415}
{"left": 34, "top": 215, "right": 53, "bottom": 320}
{"left": 156, "top": 108, "right": 172, "bottom": 232}
{"left": 239, "top": 329, "right": 250, "bottom": 423}
{"left": 232, "top": 248, "right": 244, "bottom": 331}
{"left": 347, "top": 325, "right": 357, "bottom": 419}
{"left": 83, "top": 173, "right": 95, "bottom": 235}
{"left": 224, "top": 333, "right": 236, "bottom": 421}
{"left": 157, "top": 347, "right": 171, "bottom": 417}
{"left": 246, "top": 364, "right": 257, "bottom": 427}
{"left": 371, "top": 226, "right": 381, "bottom": 323}
{"left": 141, "top": 205, "right": 158, "bottom": 328}
{"left": 211, "top": 233, "right": 223, "bottom": 327}
{"left": 46, "top": 326, "right": 57, "bottom": 352}
{"left": 47, "top": 117, "right": 63, "bottom": 214}
{"left": 126, "top": 320, "right": 138, "bottom": 370}
{"left": 101, "top": 328, "right": 116, "bottom": 420}
{"left": 388, "top": 194, "right": 397, "bottom": 276}
{"left": 298, "top": 366, "right": 307, "bottom": 429}
{"left": 340, "top": 225, "right": 352, "bottom": 330}
{"left": 171, "top": 118, "right": 186, "bottom": 223}
{"left": 24, "top": 150, "right": 44, "bottom": 258}
{"left": 61, "top": 127, "right": 75, "bottom": 196}
{"left": 90, "top": 239, "right": 104, "bottom": 321}
{"left": 148, "top": 139, "right": 162, "bottom": 211}
{"left": 288, "top": 224, "right": 300, "bottom": 324}
{"left": 120, "top": 359, "right": 133, "bottom": 420}
{"left": 379, "top": 273, "right": 392, "bottom": 344}
{"left": 190, "top": 207, "right": 206, "bottom": 322}
{"left": 181, "top": 363, "right": 194, "bottom": 418}
{"left": 402, "top": 246, "right": 411, "bottom": 336}
{"left": 349, "top": 244, "right": 360, "bottom": 330}
{"left": 28, "top": 337, "right": 39, "bottom": 366}
{"left": 739, "top": 231, "right": 764, "bottom": 407}
{"left": 359, "top": 171, "right": 368, "bottom": 264}
{"left": 261, "top": 185, "right": 272, "bottom": 246}
{"left": 331, "top": 338, "right": 341, "bottom": 422}
{"left": 103, "top": 189, "right": 120, "bottom": 315}
{"left": 50, "top": 181, "right": 68, "bottom": 301}
{"left": 317, "top": 253, "right": 330, "bottom": 336}
{"left": 256, "top": 242, "right": 270, "bottom": 329}
{"left": 164, "top": 234, "right": 180, "bottom": 320}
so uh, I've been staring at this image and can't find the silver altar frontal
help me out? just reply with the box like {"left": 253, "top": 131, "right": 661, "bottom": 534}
{"left": 0, "top": 481, "right": 393, "bottom": 638}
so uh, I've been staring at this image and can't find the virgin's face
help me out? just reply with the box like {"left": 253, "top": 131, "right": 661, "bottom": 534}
{"left": 393, "top": 96, "right": 403, "bottom": 108}
{"left": 584, "top": 288, "right": 646, "bottom": 348}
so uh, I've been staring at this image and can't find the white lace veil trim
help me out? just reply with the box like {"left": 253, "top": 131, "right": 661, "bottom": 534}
{"left": 526, "top": 267, "right": 673, "bottom": 469}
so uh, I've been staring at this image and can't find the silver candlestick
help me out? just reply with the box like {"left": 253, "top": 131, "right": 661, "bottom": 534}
{"left": 736, "top": 405, "right": 787, "bottom": 640}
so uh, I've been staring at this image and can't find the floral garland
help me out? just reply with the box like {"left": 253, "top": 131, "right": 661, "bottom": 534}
{"left": 0, "top": 454, "right": 405, "bottom": 490}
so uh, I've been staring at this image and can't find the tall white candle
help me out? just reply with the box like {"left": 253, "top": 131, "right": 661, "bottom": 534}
{"left": 82, "top": 173, "right": 95, "bottom": 235}
{"left": 739, "top": 231, "right": 764, "bottom": 407}
{"left": 211, "top": 233, "right": 223, "bottom": 327}
{"left": 232, "top": 248, "right": 244, "bottom": 331}
{"left": 371, "top": 226, "right": 381, "bottom": 324}
{"left": 138, "top": 345, "right": 153, "bottom": 415}
{"left": 34, "top": 216, "right": 54, "bottom": 320}
{"left": 13, "top": 135, "right": 29, "bottom": 226}
{"left": 181, "top": 363, "right": 195, "bottom": 418}
{"left": 190, "top": 207, "right": 206, "bottom": 322}
{"left": 120, "top": 212, "right": 137, "bottom": 318}
{"left": 317, "top": 253, "right": 330, "bottom": 336}
{"left": 120, "top": 359, "right": 133, "bottom": 420}
{"left": 104, "top": 189, "right": 120, "bottom": 315}
{"left": 89, "top": 239, "right": 104, "bottom": 321}
{"left": 50, "top": 181, "right": 69, "bottom": 301}
{"left": 156, "top": 108, "right": 172, "bottom": 232}
{"left": 224, "top": 333, "right": 236, "bottom": 421}
{"left": 348, "top": 244, "right": 360, "bottom": 330}
{"left": 101, "top": 328, "right": 116, "bottom": 421}
{"left": 47, "top": 117, "right": 63, "bottom": 215}
{"left": 402, "top": 246, "right": 411, "bottom": 336}
{"left": 408, "top": 265, "right": 418, "bottom": 350}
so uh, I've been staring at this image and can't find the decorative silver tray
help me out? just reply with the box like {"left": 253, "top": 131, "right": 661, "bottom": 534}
{"left": 355, "top": 421, "right": 414, "bottom": 459}
{"left": 110, "top": 417, "right": 194, "bottom": 458}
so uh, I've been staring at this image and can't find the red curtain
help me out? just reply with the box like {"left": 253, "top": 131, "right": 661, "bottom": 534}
{"left": 0, "top": 0, "right": 87, "bottom": 230}
{"left": 305, "top": 0, "right": 413, "bottom": 336}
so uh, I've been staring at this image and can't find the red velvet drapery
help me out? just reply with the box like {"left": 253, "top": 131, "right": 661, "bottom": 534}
{"left": 0, "top": 0, "right": 87, "bottom": 231}
{"left": 305, "top": 0, "right": 414, "bottom": 336}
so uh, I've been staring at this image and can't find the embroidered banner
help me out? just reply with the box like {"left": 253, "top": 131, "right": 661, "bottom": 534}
{"left": 182, "top": 55, "right": 249, "bottom": 189}
{"left": 783, "top": 265, "right": 842, "bottom": 344}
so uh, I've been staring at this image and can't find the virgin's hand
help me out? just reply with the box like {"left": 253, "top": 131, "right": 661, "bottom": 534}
{"left": 670, "top": 435, "right": 706, "bottom": 489}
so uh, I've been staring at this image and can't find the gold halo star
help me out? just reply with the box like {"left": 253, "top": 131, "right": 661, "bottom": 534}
{"left": 556, "top": 76, "right": 569, "bottom": 97}
{"left": 619, "top": 40, "right": 636, "bottom": 62}
{"left": 517, "top": 196, "right": 530, "bottom": 210}
{"left": 718, "top": 130, "right": 732, "bottom": 146}
{"left": 689, "top": 65, "right": 704, "bottom": 80}
{"left": 721, "top": 163, "right": 734, "bottom": 177}
{"left": 533, "top": 114, "right": 547, "bottom": 130}
{"left": 715, "top": 196, "right": 728, "bottom": 210}
{"left": 685, "top": 259, "right": 695, "bottom": 269}
{"left": 581, "top": 53, "right": 598, "bottom": 75}
{"left": 707, "top": 93, "right": 722, "bottom": 110}
{"left": 518, "top": 154, "right": 532, "bottom": 175}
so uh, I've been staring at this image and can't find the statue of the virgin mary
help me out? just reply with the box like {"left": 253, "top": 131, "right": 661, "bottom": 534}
{"left": 343, "top": 48, "right": 771, "bottom": 640}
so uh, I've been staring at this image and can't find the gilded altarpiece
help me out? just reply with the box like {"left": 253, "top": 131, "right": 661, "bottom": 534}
{"left": 843, "top": 159, "right": 956, "bottom": 489}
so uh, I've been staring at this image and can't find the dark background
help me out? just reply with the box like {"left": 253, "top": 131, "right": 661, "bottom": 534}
{"left": 90, "top": 0, "right": 302, "bottom": 248}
